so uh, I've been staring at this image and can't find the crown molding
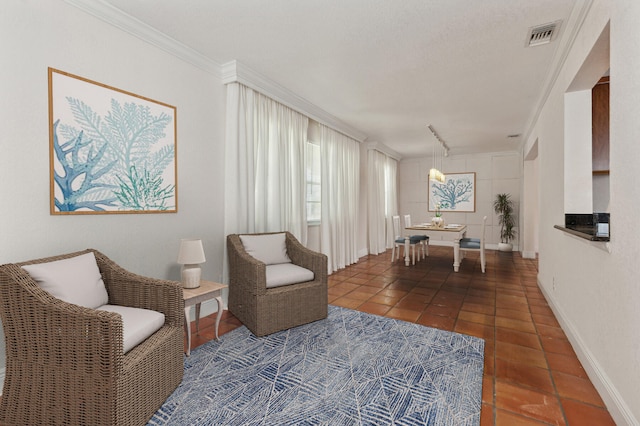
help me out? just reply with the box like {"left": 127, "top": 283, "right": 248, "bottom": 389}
{"left": 365, "top": 142, "right": 402, "bottom": 161}
{"left": 222, "top": 61, "right": 368, "bottom": 142}
{"left": 64, "top": 0, "right": 222, "bottom": 77}
{"left": 66, "top": 1, "right": 367, "bottom": 142}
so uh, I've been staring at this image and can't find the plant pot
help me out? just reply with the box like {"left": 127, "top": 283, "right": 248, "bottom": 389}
{"left": 498, "top": 242, "right": 513, "bottom": 252}
{"left": 431, "top": 217, "right": 444, "bottom": 228}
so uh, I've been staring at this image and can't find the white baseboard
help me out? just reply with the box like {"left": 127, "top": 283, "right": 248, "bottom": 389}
{"left": 522, "top": 250, "right": 537, "bottom": 259}
{"left": 538, "top": 279, "right": 638, "bottom": 426}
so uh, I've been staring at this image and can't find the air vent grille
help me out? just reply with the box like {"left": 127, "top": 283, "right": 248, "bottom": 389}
{"left": 527, "top": 21, "right": 561, "bottom": 47}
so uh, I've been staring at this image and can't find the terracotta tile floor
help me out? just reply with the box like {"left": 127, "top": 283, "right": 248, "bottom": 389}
{"left": 187, "top": 246, "right": 615, "bottom": 425}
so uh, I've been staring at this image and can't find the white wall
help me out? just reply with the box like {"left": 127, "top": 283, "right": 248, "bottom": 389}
{"left": 526, "top": 0, "right": 639, "bottom": 423}
{"left": 593, "top": 174, "right": 611, "bottom": 212}
{"left": 522, "top": 155, "right": 540, "bottom": 258}
{"left": 399, "top": 152, "right": 522, "bottom": 250}
{"left": 0, "top": 0, "right": 225, "bottom": 380}
{"left": 564, "top": 90, "right": 594, "bottom": 213}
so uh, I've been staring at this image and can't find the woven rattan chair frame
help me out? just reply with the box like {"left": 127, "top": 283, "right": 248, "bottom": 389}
{"left": 227, "top": 232, "right": 328, "bottom": 337}
{"left": 0, "top": 249, "right": 184, "bottom": 426}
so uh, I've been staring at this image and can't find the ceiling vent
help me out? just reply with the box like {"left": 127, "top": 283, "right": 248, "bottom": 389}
{"left": 526, "top": 21, "right": 561, "bottom": 47}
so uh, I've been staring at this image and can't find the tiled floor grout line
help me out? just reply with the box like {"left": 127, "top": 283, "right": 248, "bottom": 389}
{"left": 188, "top": 249, "right": 614, "bottom": 425}
{"left": 525, "top": 271, "right": 570, "bottom": 426}
{"left": 507, "top": 267, "right": 557, "bottom": 425}
{"left": 490, "top": 268, "right": 498, "bottom": 424}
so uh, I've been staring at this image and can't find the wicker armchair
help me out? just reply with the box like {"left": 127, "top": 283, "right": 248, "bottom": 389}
{"left": 0, "top": 249, "right": 184, "bottom": 426}
{"left": 227, "top": 232, "right": 328, "bottom": 336}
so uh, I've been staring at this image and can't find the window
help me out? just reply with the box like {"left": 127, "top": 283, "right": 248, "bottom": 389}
{"left": 306, "top": 141, "right": 321, "bottom": 223}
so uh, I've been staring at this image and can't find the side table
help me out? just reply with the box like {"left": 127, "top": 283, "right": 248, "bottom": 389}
{"left": 182, "top": 279, "right": 228, "bottom": 356}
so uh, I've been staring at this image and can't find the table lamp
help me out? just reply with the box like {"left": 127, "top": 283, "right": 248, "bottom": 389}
{"left": 177, "top": 238, "right": 206, "bottom": 288}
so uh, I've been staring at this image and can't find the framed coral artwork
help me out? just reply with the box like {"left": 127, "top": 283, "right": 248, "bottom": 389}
{"left": 48, "top": 68, "right": 177, "bottom": 214}
{"left": 428, "top": 172, "right": 476, "bottom": 213}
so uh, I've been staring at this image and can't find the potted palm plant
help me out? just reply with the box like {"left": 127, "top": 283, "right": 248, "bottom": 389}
{"left": 493, "top": 193, "right": 516, "bottom": 251}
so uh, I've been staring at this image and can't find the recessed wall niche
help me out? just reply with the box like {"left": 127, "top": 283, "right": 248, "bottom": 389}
{"left": 563, "top": 22, "right": 610, "bottom": 217}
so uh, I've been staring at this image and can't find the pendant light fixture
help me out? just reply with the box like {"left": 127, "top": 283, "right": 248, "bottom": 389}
{"left": 428, "top": 125, "right": 449, "bottom": 183}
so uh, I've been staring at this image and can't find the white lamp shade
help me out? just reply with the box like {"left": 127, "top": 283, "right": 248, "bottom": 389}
{"left": 429, "top": 168, "right": 446, "bottom": 183}
{"left": 177, "top": 239, "right": 206, "bottom": 265}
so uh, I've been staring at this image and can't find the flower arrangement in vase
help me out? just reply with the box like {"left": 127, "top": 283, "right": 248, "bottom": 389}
{"left": 431, "top": 203, "right": 444, "bottom": 228}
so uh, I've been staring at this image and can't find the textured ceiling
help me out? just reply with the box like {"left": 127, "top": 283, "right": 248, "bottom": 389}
{"left": 99, "top": 0, "right": 581, "bottom": 157}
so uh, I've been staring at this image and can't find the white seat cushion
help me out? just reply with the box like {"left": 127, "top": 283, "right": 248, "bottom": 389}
{"left": 266, "top": 263, "right": 314, "bottom": 288}
{"left": 240, "top": 233, "right": 291, "bottom": 265}
{"left": 21, "top": 252, "right": 109, "bottom": 309}
{"left": 97, "top": 305, "right": 165, "bottom": 353}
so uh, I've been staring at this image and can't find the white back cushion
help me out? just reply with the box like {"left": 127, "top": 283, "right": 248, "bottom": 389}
{"left": 22, "top": 252, "right": 109, "bottom": 309}
{"left": 240, "top": 233, "right": 291, "bottom": 265}
{"left": 97, "top": 305, "right": 165, "bottom": 353}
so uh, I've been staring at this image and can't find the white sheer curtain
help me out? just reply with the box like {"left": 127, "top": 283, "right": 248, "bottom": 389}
{"left": 224, "top": 83, "right": 309, "bottom": 243}
{"left": 318, "top": 124, "right": 360, "bottom": 273}
{"left": 367, "top": 149, "right": 398, "bottom": 254}
{"left": 367, "top": 149, "right": 387, "bottom": 254}
{"left": 384, "top": 155, "right": 398, "bottom": 247}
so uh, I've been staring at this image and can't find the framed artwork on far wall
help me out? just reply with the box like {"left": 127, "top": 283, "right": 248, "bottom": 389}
{"left": 428, "top": 172, "right": 476, "bottom": 213}
{"left": 48, "top": 67, "right": 177, "bottom": 214}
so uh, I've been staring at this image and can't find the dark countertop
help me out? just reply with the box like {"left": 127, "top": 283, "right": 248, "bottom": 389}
{"left": 554, "top": 225, "right": 610, "bottom": 241}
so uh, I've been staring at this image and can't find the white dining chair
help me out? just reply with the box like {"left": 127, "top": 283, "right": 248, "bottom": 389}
{"left": 403, "top": 214, "right": 429, "bottom": 259}
{"left": 459, "top": 216, "right": 487, "bottom": 273}
{"left": 391, "top": 215, "right": 422, "bottom": 265}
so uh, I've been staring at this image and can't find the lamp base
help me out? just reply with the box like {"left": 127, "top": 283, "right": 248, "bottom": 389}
{"left": 181, "top": 264, "right": 201, "bottom": 289}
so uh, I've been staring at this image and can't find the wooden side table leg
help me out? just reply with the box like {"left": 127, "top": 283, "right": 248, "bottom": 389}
{"left": 195, "top": 303, "right": 201, "bottom": 333}
{"left": 214, "top": 296, "right": 224, "bottom": 340}
{"left": 184, "top": 306, "right": 192, "bottom": 357}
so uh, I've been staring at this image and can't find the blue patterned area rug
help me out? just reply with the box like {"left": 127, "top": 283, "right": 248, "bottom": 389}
{"left": 149, "top": 305, "right": 484, "bottom": 425}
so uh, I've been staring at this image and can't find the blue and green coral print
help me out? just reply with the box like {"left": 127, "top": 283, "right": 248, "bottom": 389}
{"left": 52, "top": 84, "right": 175, "bottom": 212}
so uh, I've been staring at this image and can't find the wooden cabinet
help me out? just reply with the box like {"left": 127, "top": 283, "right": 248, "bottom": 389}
{"left": 592, "top": 76, "right": 609, "bottom": 174}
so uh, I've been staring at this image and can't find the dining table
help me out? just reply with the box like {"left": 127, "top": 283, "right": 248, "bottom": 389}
{"left": 404, "top": 224, "right": 468, "bottom": 271}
